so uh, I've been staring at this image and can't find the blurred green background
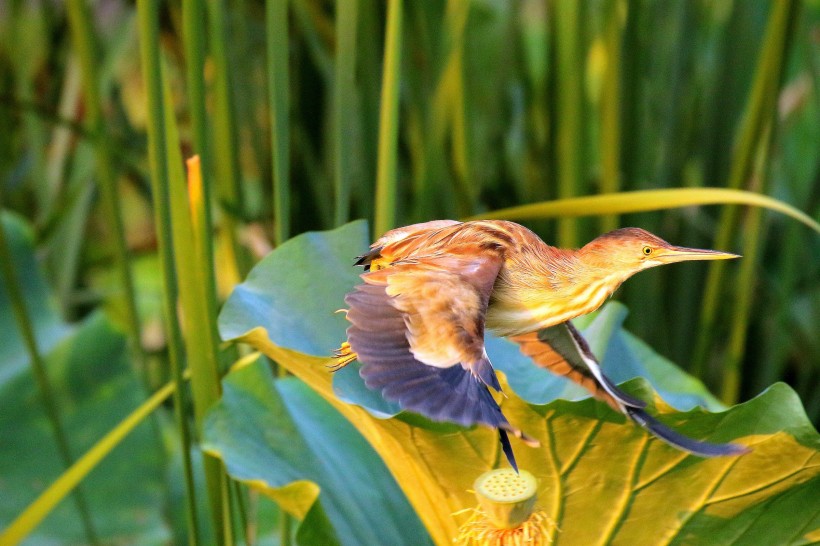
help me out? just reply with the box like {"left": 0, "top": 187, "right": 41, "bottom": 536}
{"left": 0, "top": 0, "right": 818, "bottom": 544}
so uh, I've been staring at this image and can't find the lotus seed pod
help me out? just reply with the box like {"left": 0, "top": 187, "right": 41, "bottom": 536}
{"left": 473, "top": 468, "right": 538, "bottom": 529}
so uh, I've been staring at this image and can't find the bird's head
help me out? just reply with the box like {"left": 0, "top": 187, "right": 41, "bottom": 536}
{"left": 580, "top": 228, "right": 740, "bottom": 279}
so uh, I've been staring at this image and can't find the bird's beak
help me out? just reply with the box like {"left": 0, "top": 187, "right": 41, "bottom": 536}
{"left": 657, "top": 245, "right": 741, "bottom": 263}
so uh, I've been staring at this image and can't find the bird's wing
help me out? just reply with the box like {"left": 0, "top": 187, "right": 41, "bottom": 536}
{"left": 344, "top": 250, "right": 537, "bottom": 471}
{"left": 373, "top": 219, "right": 462, "bottom": 248}
{"left": 511, "top": 322, "right": 748, "bottom": 457}
{"left": 510, "top": 322, "right": 646, "bottom": 412}
{"left": 355, "top": 220, "right": 461, "bottom": 270}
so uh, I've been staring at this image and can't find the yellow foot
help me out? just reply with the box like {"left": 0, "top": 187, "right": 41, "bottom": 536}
{"left": 329, "top": 341, "right": 357, "bottom": 371}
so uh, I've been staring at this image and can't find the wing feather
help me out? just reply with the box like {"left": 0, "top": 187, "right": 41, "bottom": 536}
{"left": 343, "top": 240, "right": 538, "bottom": 470}
{"left": 511, "top": 322, "right": 645, "bottom": 411}
{"left": 362, "top": 251, "right": 503, "bottom": 378}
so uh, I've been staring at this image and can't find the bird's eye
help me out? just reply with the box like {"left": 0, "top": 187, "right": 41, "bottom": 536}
{"left": 642, "top": 246, "right": 653, "bottom": 256}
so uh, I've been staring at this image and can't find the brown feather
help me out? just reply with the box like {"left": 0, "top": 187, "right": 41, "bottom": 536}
{"left": 510, "top": 331, "right": 622, "bottom": 411}
{"left": 361, "top": 248, "right": 503, "bottom": 373}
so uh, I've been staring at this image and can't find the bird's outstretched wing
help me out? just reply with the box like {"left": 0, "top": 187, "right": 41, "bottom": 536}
{"left": 511, "top": 322, "right": 748, "bottom": 457}
{"left": 344, "top": 245, "right": 537, "bottom": 471}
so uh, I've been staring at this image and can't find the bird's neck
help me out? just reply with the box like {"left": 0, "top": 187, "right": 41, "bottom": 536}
{"left": 487, "top": 246, "right": 628, "bottom": 336}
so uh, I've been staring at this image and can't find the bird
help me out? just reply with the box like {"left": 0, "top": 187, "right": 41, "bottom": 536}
{"left": 333, "top": 220, "right": 749, "bottom": 471}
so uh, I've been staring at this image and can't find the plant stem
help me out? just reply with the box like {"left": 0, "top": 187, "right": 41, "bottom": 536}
{"left": 207, "top": 0, "right": 248, "bottom": 280}
{"left": 135, "top": 2, "right": 200, "bottom": 544}
{"left": 280, "top": 507, "right": 292, "bottom": 546}
{"left": 721, "top": 122, "right": 773, "bottom": 404}
{"left": 66, "top": 0, "right": 147, "bottom": 394}
{"left": 182, "top": 0, "right": 218, "bottom": 308}
{"left": 553, "top": 0, "right": 584, "bottom": 248}
{"left": 333, "top": 0, "right": 358, "bottom": 227}
{"left": 178, "top": 156, "right": 230, "bottom": 545}
{"left": 444, "top": 0, "right": 473, "bottom": 217}
{"left": 373, "top": 0, "right": 403, "bottom": 238}
{"left": 268, "top": 0, "right": 291, "bottom": 244}
{"left": 599, "top": 0, "right": 622, "bottom": 233}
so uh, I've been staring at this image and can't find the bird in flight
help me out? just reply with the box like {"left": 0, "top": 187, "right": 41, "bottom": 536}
{"left": 333, "top": 220, "right": 748, "bottom": 471}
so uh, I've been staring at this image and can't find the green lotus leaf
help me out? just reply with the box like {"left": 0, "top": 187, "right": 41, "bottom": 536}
{"left": 223, "top": 328, "right": 820, "bottom": 545}
{"left": 201, "top": 354, "right": 430, "bottom": 546}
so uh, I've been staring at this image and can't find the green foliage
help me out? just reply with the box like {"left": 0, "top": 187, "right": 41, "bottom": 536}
{"left": 0, "top": 214, "right": 167, "bottom": 545}
{"left": 217, "top": 222, "right": 820, "bottom": 545}
{"left": 0, "top": 214, "right": 69, "bottom": 372}
{"left": 0, "top": 314, "right": 171, "bottom": 545}
{"left": 0, "top": 1, "right": 818, "bottom": 543}
{"left": 203, "top": 354, "right": 430, "bottom": 546}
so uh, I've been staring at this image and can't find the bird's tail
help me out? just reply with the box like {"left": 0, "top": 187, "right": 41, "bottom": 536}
{"left": 498, "top": 429, "right": 517, "bottom": 473}
{"left": 624, "top": 406, "right": 749, "bottom": 457}
{"left": 498, "top": 426, "right": 540, "bottom": 473}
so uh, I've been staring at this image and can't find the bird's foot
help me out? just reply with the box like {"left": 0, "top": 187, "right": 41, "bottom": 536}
{"left": 329, "top": 342, "right": 357, "bottom": 372}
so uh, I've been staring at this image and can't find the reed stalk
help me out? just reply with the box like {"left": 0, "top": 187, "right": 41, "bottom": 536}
{"left": 135, "top": 1, "right": 200, "bottom": 542}
{"left": 692, "top": 0, "right": 798, "bottom": 380}
{"left": 268, "top": 0, "right": 291, "bottom": 244}
{"left": 66, "top": 0, "right": 145, "bottom": 388}
{"left": 333, "top": 0, "right": 358, "bottom": 227}
{"left": 373, "top": 0, "right": 403, "bottom": 237}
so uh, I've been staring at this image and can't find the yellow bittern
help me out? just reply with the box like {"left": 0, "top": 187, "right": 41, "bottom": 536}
{"left": 334, "top": 220, "right": 748, "bottom": 470}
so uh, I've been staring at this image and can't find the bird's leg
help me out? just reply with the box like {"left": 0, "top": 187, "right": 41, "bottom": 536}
{"left": 329, "top": 308, "right": 358, "bottom": 371}
{"left": 329, "top": 341, "right": 358, "bottom": 371}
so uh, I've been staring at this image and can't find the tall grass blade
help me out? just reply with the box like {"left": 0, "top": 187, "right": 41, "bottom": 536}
{"left": 268, "top": 0, "right": 291, "bottom": 244}
{"left": 291, "top": 0, "right": 333, "bottom": 78}
{"left": 754, "top": 222, "right": 801, "bottom": 393}
{"left": 182, "top": 0, "right": 218, "bottom": 304}
{"left": 552, "top": 0, "right": 584, "bottom": 248}
{"left": 374, "top": 0, "right": 403, "bottom": 237}
{"left": 444, "top": 0, "right": 473, "bottom": 217}
{"left": 268, "top": 5, "right": 298, "bottom": 538}
{"left": 723, "top": 207, "right": 764, "bottom": 403}
{"left": 353, "top": 0, "right": 382, "bottom": 223}
{"left": 721, "top": 124, "right": 773, "bottom": 404}
{"left": 280, "top": 509, "right": 292, "bottom": 546}
{"left": 42, "top": 59, "right": 86, "bottom": 310}
{"left": 66, "top": 0, "right": 146, "bottom": 389}
{"left": 469, "top": 187, "right": 820, "bottom": 234}
{"left": 207, "top": 0, "right": 247, "bottom": 279}
{"left": 162, "top": 70, "right": 230, "bottom": 544}
{"left": 599, "top": 0, "right": 623, "bottom": 233}
{"left": 9, "top": 5, "right": 49, "bottom": 221}
{"left": 135, "top": 2, "right": 200, "bottom": 543}
{"left": 519, "top": 0, "right": 550, "bottom": 204}
{"left": 333, "top": 0, "right": 359, "bottom": 227}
